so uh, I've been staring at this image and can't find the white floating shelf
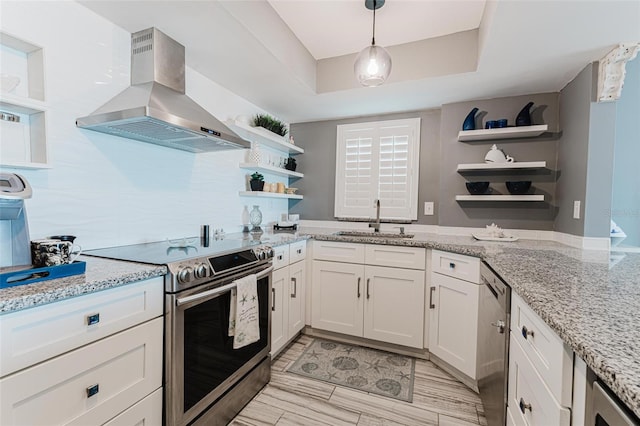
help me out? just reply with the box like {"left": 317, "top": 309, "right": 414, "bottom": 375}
{"left": 458, "top": 125, "right": 549, "bottom": 142}
{"left": 457, "top": 161, "right": 547, "bottom": 171}
{"left": 0, "top": 161, "right": 51, "bottom": 170}
{"left": 0, "top": 94, "right": 48, "bottom": 114}
{"left": 239, "top": 163, "right": 303, "bottom": 178}
{"left": 456, "top": 195, "right": 544, "bottom": 202}
{"left": 239, "top": 191, "right": 303, "bottom": 200}
{"left": 226, "top": 120, "right": 304, "bottom": 154}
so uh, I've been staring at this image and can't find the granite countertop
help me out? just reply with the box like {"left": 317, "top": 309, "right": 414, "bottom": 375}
{"left": 302, "top": 227, "right": 640, "bottom": 419}
{"left": 1, "top": 229, "right": 637, "bottom": 417}
{"left": 0, "top": 256, "right": 166, "bottom": 314}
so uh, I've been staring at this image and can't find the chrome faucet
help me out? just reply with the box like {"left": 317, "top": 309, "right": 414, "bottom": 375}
{"left": 369, "top": 199, "right": 381, "bottom": 233}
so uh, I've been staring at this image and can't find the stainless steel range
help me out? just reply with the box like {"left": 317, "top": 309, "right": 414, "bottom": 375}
{"left": 85, "top": 236, "right": 274, "bottom": 425}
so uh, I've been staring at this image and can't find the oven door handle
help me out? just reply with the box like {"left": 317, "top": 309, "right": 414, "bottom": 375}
{"left": 176, "top": 266, "right": 274, "bottom": 306}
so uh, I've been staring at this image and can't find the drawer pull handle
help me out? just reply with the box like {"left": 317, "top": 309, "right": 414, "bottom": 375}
{"left": 291, "top": 277, "right": 297, "bottom": 298}
{"left": 357, "top": 277, "right": 361, "bottom": 298}
{"left": 449, "top": 262, "right": 456, "bottom": 269}
{"left": 519, "top": 398, "right": 532, "bottom": 414}
{"left": 277, "top": 255, "right": 283, "bottom": 260}
{"left": 86, "top": 313, "right": 100, "bottom": 326}
{"left": 297, "top": 248, "right": 302, "bottom": 254}
{"left": 86, "top": 384, "right": 99, "bottom": 398}
{"left": 521, "top": 326, "right": 534, "bottom": 339}
{"left": 272, "top": 288, "right": 276, "bottom": 311}
{"left": 366, "top": 278, "right": 371, "bottom": 299}
{"left": 429, "top": 286, "right": 436, "bottom": 309}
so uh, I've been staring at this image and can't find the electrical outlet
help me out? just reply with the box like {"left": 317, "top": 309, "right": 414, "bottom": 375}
{"left": 424, "top": 201, "right": 434, "bottom": 216}
{"left": 573, "top": 201, "right": 581, "bottom": 219}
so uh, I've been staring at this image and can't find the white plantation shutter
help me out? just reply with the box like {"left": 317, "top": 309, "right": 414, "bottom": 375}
{"left": 335, "top": 118, "right": 420, "bottom": 220}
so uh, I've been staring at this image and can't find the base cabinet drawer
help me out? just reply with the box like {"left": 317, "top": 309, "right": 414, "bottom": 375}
{"left": 0, "top": 277, "right": 164, "bottom": 377}
{"left": 313, "top": 241, "right": 365, "bottom": 263}
{"left": 511, "top": 293, "right": 573, "bottom": 406}
{"left": 508, "top": 335, "right": 571, "bottom": 426}
{"left": 289, "top": 240, "right": 307, "bottom": 264}
{"left": 365, "top": 245, "right": 425, "bottom": 270}
{"left": 103, "top": 387, "right": 162, "bottom": 426}
{"left": 431, "top": 250, "right": 481, "bottom": 283}
{"left": 0, "top": 318, "right": 163, "bottom": 426}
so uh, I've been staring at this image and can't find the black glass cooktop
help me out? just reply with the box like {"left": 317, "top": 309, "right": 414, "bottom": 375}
{"left": 84, "top": 235, "right": 263, "bottom": 265}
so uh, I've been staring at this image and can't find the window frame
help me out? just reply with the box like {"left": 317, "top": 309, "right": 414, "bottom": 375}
{"left": 334, "top": 117, "right": 421, "bottom": 221}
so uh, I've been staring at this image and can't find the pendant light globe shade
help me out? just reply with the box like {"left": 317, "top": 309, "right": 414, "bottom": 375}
{"left": 354, "top": 44, "right": 392, "bottom": 87}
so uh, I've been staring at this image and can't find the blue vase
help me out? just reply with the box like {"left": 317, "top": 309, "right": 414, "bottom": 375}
{"left": 515, "top": 102, "right": 534, "bottom": 127}
{"left": 462, "top": 107, "right": 479, "bottom": 131}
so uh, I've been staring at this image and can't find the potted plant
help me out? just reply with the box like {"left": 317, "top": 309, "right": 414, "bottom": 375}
{"left": 253, "top": 114, "right": 288, "bottom": 137}
{"left": 249, "top": 172, "right": 264, "bottom": 191}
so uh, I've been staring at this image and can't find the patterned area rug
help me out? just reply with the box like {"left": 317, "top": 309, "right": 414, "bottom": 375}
{"left": 287, "top": 338, "right": 415, "bottom": 402}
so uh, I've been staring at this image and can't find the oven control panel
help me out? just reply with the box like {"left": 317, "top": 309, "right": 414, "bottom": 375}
{"left": 252, "top": 245, "right": 274, "bottom": 261}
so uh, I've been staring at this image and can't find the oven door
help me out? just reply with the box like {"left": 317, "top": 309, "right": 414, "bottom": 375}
{"left": 165, "top": 265, "right": 272, "bottom": 426}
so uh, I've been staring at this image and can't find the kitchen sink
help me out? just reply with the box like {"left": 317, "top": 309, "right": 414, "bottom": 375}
{"left": 333, "top": 230, "right": 415, "bottom": 239}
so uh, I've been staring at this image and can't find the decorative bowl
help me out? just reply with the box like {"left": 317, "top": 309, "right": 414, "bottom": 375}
{"left": 506, "top": 181, "right": 532, "bottom": 194}
{"left": 285, "top": 187, "right": 298, "bottom": 194}
{"left": 465, "top": 181, "right": 490, "bottom": 195}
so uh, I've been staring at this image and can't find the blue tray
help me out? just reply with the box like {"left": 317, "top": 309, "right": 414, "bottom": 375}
{"left": 0, "top": 261, "right": 87, "bottom": 289}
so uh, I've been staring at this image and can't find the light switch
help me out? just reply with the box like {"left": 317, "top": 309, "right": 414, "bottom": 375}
{"left": 573, "top": 201, "right": 581, "bottom": 219}
{"left": 424, "top": 202, "right": 434, "bottom": 216}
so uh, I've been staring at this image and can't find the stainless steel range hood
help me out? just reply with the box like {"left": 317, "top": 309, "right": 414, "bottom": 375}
{"left": 76, "top": 28, "right": 250, "bottom": 153}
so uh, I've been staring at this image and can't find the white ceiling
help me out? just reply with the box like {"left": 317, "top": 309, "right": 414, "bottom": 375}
{"left": 267, "top": 0, "right": 486, "bottom": 59}
{"left": 78, "top": 0, "right": 640, "bottom": 124}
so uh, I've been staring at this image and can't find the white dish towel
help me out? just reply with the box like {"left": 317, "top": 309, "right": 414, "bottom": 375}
{"left": 228, "top": 274, "right": 260, "bottom": 349}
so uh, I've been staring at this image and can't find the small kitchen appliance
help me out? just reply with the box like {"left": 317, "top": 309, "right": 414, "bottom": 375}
{"left": 0, "top": 172, "right": 32, "bottom": 268}
{"left": 85, "top": 236, "right": 275, "bottom": 425}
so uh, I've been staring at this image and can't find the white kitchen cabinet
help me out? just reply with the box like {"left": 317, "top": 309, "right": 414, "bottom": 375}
{"left": 507, "top": 292, "right": 574, "bottom": 424}
{"left": 363, "top": 265, "right": 425, "bottom": 348}
{"left": 508, "top": 334, "right": 571, "bottom": 426}
{"left": 103, "top": 388, "right": 162, "bottom": 426}
{"left": 270, "top": 240, "right": 307, "bottom": 357}
{"left": 429, "top": 250, "right": 481, "bottom": 379}
{"left": 311, "top": 241, "right": 426, "bottom": 349}
{"left": 0, "top": 277, "right": 164, "bottom": 425}
{"left": 428, "top": 271, "right": 480, "bottom": 378}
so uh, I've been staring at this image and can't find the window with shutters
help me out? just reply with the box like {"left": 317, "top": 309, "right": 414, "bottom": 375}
{"left": 334, "top": 118, "right": 421, "bottom": 220}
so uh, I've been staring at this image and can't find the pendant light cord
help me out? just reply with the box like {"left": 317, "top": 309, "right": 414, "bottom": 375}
{"left": 371, "top": 0, "right": 377, "bottom": 46}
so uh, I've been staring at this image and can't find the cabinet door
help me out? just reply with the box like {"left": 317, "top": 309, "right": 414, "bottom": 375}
{"left": 363, "top": 266, "right": 425, "bottom": 348}
{"left": 428, "top": 272, "right": 480, "bottom": 379}
{"left": 103, "top": 388, "right": 162, "bottom": 426}
{"left": 311, "top": 261, "right": 364, "bottom": 337}
{"left": 288, "top": 260, "right": 306, "bottom": 338}
{"left": 271, "top": 267, "right": 289, "bottom": 356}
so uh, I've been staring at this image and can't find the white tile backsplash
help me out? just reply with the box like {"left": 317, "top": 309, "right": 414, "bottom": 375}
{"left": 1, "top": 2, "right": 284, "bottom": 250}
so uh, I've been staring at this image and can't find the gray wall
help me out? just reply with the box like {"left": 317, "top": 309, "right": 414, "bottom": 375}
{"left": 438, "top": 93, "right": 561, "bottom": 230}
{"left": 555, "top": 63, "right": 618, "bottom": 238}
{"left": 289, "top": 110, "right": 441, "bottom": 225}
{"left": 555, "top": 65, "right": 594, "bottom": 236}
{"left": 612, "top": 57, "right": 640, "bottom": 246}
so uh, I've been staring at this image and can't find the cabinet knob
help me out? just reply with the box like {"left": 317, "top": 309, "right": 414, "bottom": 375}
{"left": 521, "top": 325, "right": 534, "bottom": 339}
{"left": 86, "top": 384, "right": 99, "bottom": 398}
{"left": 519, "top": 397, "right": 532, "bottom": 414}
{"left": 86, "top": 313, "right": 100, "bottom": 326}
{"left": 449, "top": 262, "right": 456, "bottom": 269}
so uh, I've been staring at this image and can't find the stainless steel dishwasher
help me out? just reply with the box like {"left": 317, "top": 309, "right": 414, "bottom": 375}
{"left": 478, "top": 262, "right": 511, "bottom": 426}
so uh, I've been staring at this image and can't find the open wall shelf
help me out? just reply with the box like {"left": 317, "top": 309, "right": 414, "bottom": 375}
{"left": 239, "top": 191, "right": 303, "bottom": 200}
{"left": 457, "top": 161, "right": 547, "bottom": 171}
{"left": 226, "top": 120, "right": 304, "bottom": 154}
{"left": 239, "top": 163, "right": 303, "bottom": 178}
{"left": 458, "top": 125, "right": 548, "bottom": 142}
{"left": 455, "top": 195, "right": 545, "bottom": 202}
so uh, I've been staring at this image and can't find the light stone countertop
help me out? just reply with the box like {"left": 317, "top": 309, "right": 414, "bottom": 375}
{"left": 301, "top": 227, "right": 640, "bottom": 419}
{"left": 0, "top": 256, "right": 166, "bottom": 314}
{"left": 1, "top": 229, "right": 637, "bottom": 418}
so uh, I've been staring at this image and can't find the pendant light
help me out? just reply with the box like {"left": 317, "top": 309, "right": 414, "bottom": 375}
{"left": 354, "top": 0, "right": 392, "bottom": 87}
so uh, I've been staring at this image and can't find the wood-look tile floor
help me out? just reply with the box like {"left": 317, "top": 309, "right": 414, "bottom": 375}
{"left": 231, "top": 335, "right": 488, "bottom": 426}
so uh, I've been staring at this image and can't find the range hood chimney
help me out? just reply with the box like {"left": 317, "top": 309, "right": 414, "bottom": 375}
{"left": 76, "top": 28, "right": 250, "bottom": 153}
